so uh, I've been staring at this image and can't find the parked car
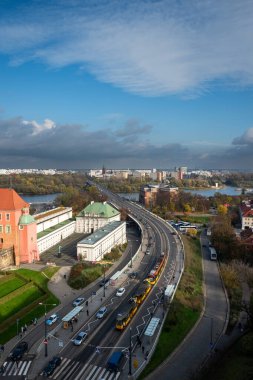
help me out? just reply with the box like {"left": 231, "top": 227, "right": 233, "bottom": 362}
{"left": 96, "top": 306, "right": 107, "bottom": 319}
{"left": 46, "top": 314, "right": 59, "bottom": 326}
{"left": 72, "top": 297, "right": 85, "bottom": 307}
{"left": 99, "top": 279, "right": 110, "bottom": 288}
{"left": 42, "top": 356, "right": 61, "bottom": 377}
{"left": 116, "top": 288, "right": 125, "bottom": 297}
{"left": 73, "top": 331, "right": 87, "bottom": 346}
{"left": 9, "top": 341, "right": 28, "bottom": 360}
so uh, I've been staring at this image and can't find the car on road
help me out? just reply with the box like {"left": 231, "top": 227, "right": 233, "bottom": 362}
{"left": 45, "top": 314, "right": 59, "bottom": 326}
{"left": 72, "top": 297, "right": 85, "bottom": 307}
{"left": 9, "top": 341, "right": 28, "bottom": 360}
{"left": 96, "top": 306, "right": 107, "bottom": 319}
{"left": 116, "top": 288, "right": 125, "bottom": 297}
{"left": 42, "top": 356, "right": 61, "bottom": 377}
{"left": 99, "top": 278, "right": 110, "bottom": 288}
{"left": 129, "top": 272, "right": 138, "bottom": 279}
{"left": 73, "top": 331, "right": 87, "bottom": 346}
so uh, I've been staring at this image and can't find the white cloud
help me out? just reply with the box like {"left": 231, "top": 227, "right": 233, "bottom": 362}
{"left": 0, "top": 0, "right": 253, "bottom": 96}
{"left": 233, "top": 128, "right": 253, "bottom": 145}
{"left": 22, "top": 118, "right": 56, "bottom": 135}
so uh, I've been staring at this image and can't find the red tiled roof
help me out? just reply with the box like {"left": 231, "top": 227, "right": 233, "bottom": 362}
{"left": 0, "top": 189, "right": 29, "bottom": 210}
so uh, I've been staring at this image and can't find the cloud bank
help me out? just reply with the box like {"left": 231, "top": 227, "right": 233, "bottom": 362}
{"left": 0, "top": 0, "right": 253, "bottom": 96}
{"left": 0, "top": 116, "right": 252, "bottom": 170}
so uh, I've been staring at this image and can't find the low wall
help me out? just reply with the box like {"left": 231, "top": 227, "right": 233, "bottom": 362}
{"left": 0, "top": 247, "right": 15, "bottom": 269}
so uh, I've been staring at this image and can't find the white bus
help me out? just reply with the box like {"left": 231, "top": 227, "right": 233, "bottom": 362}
{"left": 179, "top": 225, "right": 197, "bottom": 232}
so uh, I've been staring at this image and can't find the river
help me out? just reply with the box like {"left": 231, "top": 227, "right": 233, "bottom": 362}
{"left": 183, "top": 186, "right": 240, "bottom": 197}
{"left": 118, "top": 186, "right": 240, "bottom": 201}
{"left": 21, "top": 193, "right": 60, "bottom": 204}
{"left": 21, "top": 186, "right": 240, "bottom": 205}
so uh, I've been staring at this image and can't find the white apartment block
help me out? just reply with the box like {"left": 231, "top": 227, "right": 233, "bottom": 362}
{"left": 77, "top": 221, "right": 126, "bottom": 262}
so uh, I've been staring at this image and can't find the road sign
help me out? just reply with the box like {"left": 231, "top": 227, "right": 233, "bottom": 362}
{"left": 43, "top": 339, "right": 48, "bottom": 345}
{"left": 133, "top": 359, "right": 138, "bottom": 368}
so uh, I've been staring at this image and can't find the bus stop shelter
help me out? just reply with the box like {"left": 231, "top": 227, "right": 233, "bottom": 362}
{"left": 62, "top": 306, "right": 83, "bottom": 329}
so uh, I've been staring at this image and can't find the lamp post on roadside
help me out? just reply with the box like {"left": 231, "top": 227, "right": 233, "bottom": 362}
{"left": 128, "top": 327, "right": 132, "bottom": 376}
{"left": 103, "top": 265, "right": 106, "bottom": 298}
{"left": 39, "top": 302, "right": 56, "bottom": 357}
{"left": 16, "top": 319, "right": 19, "bottom": 338}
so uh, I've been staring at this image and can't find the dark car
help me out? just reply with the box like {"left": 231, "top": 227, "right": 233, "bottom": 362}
{"left": 129, "top": 272, "right": 138, "bottom": 279}
{"left": 99, "top": 279, "right": 110, "bottom": 287}
{"left": 9, "top": 341, "right": 28, "bottom": 361}
{"left": 42, "top": 356, "right": 61, "bottom": 377}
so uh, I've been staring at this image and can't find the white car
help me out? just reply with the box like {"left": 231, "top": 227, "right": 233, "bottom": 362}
{"left": 73, "top": 331, "right": 87, "bottom": 346}
{"left": 72, "top": 297, "right": 85, "bottom": 307}
{"left": 116, "top": 287, "right": 125, "bottom": 297}
{"left": 46, "top": 314, "right": 59, "bottom": 326}
{"left": 96, "top": 306, "right": 107, "bottom": 319}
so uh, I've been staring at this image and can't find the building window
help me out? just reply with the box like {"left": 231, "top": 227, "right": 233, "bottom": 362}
{"left": 0, "top": 225, "right": 3, "bottom": 233}
{"left": 19, "top": 225, "right": 24, "bottom": 230}
{"left": 0, "top": 213, "right": 2, "bottom": 221}
{"left": 6, "top": 213, "right": 10, "bottom": 221}
{"left": 5, "top": 225, "right": 11, "bottom": 234}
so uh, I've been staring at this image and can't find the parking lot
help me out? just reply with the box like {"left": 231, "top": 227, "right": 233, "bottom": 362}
{"left": 39, "top": 232, "right": 88, "bottom": 266}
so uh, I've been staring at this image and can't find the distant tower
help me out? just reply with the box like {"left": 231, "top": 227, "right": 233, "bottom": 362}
{"left": 102, "top": 165, "right": 106, "bottom": 175}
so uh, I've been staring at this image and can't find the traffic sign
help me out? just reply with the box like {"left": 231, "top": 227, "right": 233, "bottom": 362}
{"left": 133, "top": 359, "right": 138, "bottom": 368}
{"left": 43, "top": 339, "right": 48, "bottom": 345}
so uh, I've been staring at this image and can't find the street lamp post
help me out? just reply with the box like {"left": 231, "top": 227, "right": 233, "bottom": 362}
{"left": 128, "top": 327, "right": 132, "bottom": 376}
{"left": 103, "top": 265, "right": 106, "bottom": 298}
{"left": 210, "top": 317, "right": 213, "bottom": 347}
{"left": 39, "top": 303, "right": 56, "bottom": 357}
{"left": 16, "top": 319, "right": 19, "bottom": 338}
{"left": 130, "top": 244, "right": 133, "bottom": 268}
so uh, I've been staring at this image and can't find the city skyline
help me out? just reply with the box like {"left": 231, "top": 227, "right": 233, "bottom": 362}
{"left": 0, "top": 0, "right": 253, "bottom": 170}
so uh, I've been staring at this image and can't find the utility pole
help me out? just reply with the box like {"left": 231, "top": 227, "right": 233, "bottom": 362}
{"left": 128, "top": 327, "right": 132, "bottom": 376}
{"left": 39, "top": 303, "right": 56, "bottom": 357}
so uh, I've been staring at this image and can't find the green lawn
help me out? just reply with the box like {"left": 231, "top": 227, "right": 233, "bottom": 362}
{"left": 0, "top": 267, "right": 60, "bottom": 344}
{"left": 0, "top": 276, "right": 26, "bottom": 298}
{"left": 0, "top": 284, "right": 44, "bottom": 323}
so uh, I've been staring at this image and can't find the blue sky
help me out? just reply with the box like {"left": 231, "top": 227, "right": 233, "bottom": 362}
{"left": 0, "top": 0, "right": 253, "bottom": 170}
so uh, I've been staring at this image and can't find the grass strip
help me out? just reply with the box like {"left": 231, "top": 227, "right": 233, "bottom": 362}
{"left": 139, "top": 234, "right": 203, "bottom": 379}
{"left": 0, "top": 277, "right": 26, "bottom": 298}
{"left": 0, "top": 267, "right": 60, "bottom": 344}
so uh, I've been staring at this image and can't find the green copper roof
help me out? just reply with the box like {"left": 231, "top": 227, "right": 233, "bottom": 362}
{"left": 19, "top": 214, "right": 36, "bottom": 225}
{"left": 77, "top": 202, "right": 119, "bottom": 218}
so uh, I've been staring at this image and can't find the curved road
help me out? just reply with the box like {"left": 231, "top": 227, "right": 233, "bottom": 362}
{"left": 146, "top": 230, "right": 228, "bottom": 380}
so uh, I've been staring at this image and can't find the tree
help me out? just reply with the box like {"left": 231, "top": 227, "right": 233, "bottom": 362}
{"left": 217, "top": 204, "right": 228, "bottom": 215}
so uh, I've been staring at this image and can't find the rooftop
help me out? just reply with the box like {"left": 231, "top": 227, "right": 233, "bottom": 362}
{"left": 77, "top": 201, "right": 119, "bottom": 218}
{"left": 0, "top": 188, "right": 29, "bottom": 210}
{"left": 78, "top": 221, "right": 124, "bottom": 246}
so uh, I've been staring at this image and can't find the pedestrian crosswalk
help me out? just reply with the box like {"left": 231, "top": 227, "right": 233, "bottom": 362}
{"left": 52, "top": 357, "right": 121, "bottom": 380}
{"left": 0, "top": 360, "right": 32, "bottom": 377}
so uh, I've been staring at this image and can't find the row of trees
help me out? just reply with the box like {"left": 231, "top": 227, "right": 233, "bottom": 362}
{"left": 211, "top": 214, "right": 253, "bottom": 265}
{"left": 0, "top": 173, "right": 88, "bottom": 195}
